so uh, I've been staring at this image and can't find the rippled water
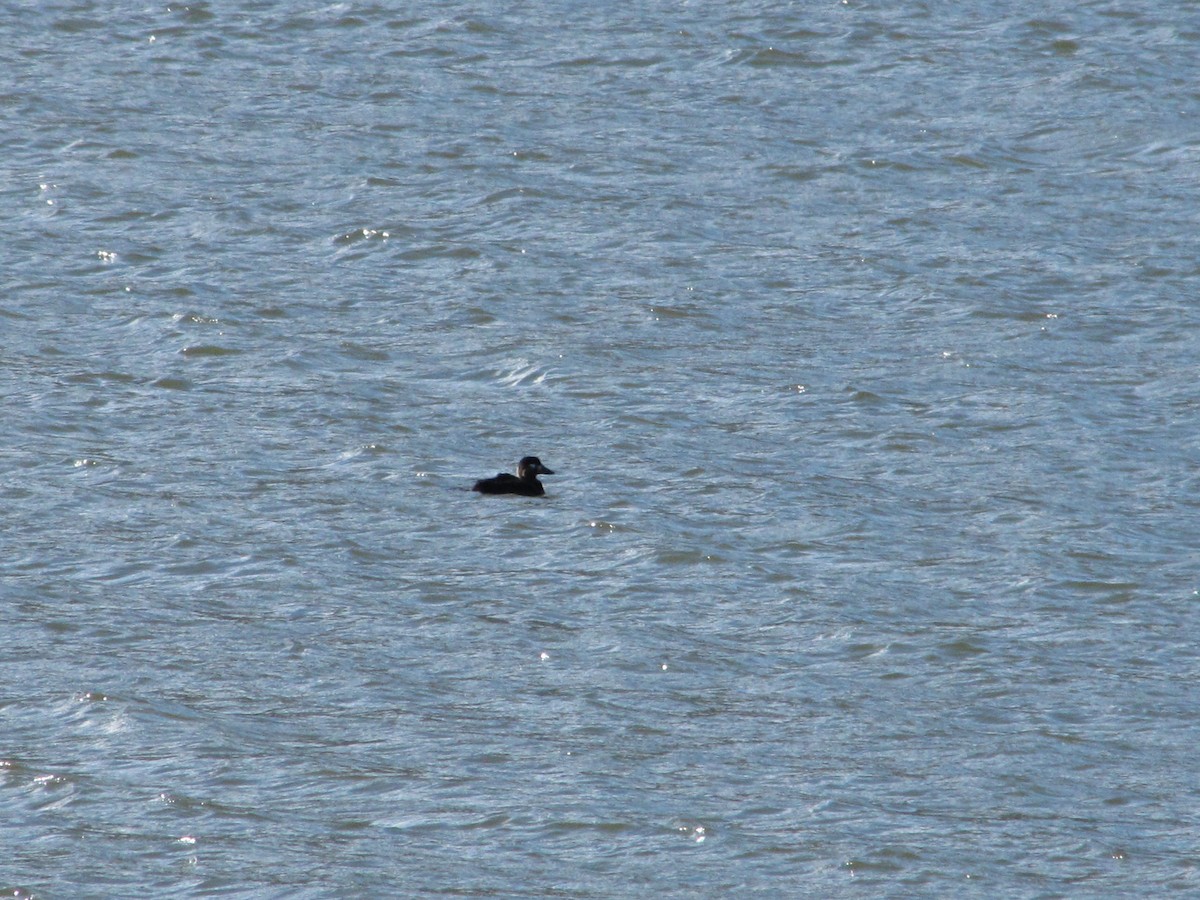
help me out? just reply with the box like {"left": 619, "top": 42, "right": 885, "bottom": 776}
{"left": 4, "top": 2, "right": 1200, "bottom": 896}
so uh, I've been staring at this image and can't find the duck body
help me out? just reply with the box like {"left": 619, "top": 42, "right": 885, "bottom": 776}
{"left": 473, "top": 456, "right": 554, "bottom": 497}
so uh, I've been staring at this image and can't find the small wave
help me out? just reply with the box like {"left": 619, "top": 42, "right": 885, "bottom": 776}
{"left": 332, "top": 227, "right": 394, "bottom": 245}
{"left": 179, "top": 344, "right": 241, "bottom": 357}
{"left": 495, "top": 358, "right": 549, "bottom": 387}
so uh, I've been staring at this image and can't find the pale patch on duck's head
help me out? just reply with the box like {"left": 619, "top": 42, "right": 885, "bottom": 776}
{"left": 518, "top": 456, "right": 554, "bottom": 478}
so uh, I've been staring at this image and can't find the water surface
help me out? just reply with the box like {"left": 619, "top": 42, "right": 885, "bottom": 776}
{"left": 3, "top": 2, "right": 1200, "bottom": 896}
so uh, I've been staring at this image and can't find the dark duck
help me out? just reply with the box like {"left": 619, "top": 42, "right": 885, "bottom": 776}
{"left": 472, "top": 456, "right": 555, "bottom": 497}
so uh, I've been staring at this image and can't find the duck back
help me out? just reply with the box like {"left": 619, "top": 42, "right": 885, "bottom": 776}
{"left": 472, "top": 473, "right": 545, "bottom": 496}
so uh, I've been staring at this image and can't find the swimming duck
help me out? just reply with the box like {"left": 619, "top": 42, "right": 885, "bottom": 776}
{"left": 472, "top": 456, "right": 555, "bottom": 497}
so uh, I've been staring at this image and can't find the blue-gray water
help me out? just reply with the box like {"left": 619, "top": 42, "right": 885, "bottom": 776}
{"left": 4, "top": 2, "right": 1199, "bottom": 896}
